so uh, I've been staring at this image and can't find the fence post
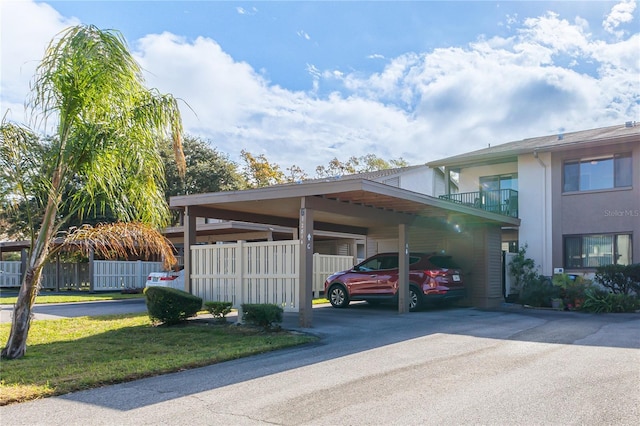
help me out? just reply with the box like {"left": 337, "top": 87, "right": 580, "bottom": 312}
{"left": 89, "top": 249, "right": 95, "bottom": 292}
{"left": 312, "top": 253, "right": 319, "bottom": 298}
{"left": 20, "top": 248, "right": 28, "bottom": 283}
{"left": 56, "top": 254, "right": 61, "bottom": 292}
{"left": 136, "top": 260, "right": 142, "bottom": 289}
{"left": 235, "top": 241, "right": 245, "bottom": 324}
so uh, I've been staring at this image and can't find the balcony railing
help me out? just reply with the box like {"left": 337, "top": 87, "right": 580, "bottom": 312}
{"left": 439, "top": 189, "right": 518, "bottom": 218}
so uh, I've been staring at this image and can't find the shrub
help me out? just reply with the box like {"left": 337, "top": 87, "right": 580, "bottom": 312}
{"left": 594, "top": 264, "right": 640, "bottom": 296}
{"left": 581, "top": 288, "right": 640, "bottom": 313}
{"left": 144, "top": 286, "right": 203, "bottom": 325}
{"left": 509, "top": 244, "right": 540, "bottom": 297}
{"left": 204, "top": 301, "right": 233, "bottom": 322}
{"left": 520, "top": 276, "right": 558, "bottom": 307}
{"left": 241, "top": 304, "right": 283, "bottom": 330}
{"left": 552, "top": 273, "right": 593, "bottom": 310}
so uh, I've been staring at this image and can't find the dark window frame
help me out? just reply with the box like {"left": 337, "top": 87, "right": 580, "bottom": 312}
{"left": 563, "top": 153, "right": 633, "bottom": 193}
{"left": 563, "top": 233, "right": 633, "bottom": 269}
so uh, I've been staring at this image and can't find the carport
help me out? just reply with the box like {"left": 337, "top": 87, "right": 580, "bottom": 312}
{"left": 170, "top": 178, "right": 520, "bottom": 327}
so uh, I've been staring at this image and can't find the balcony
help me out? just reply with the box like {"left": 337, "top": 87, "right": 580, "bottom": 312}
{"left": 439, "top": 189, "right": 518, "bottom": 218}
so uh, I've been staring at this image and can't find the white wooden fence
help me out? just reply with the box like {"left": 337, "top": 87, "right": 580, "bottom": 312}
{"left": 312, "top": 253, "right": 354, "bottom": 297}
{"left": 190, "top": 241, "right": 355, "bottom": 312}
{"left": 93, "top": 260, "right": 164, "bottom": 291}
{"left": 0, "top": 261, "right": 21, "bottom": 287}
{"left": 0, "top": 260, "right": 163, "bottom": 291}
{"left": 41, "top": 262, "right": 90, "bottom": 290}
{"left": 2, "top": 243, "right": 354, "bottom": 309}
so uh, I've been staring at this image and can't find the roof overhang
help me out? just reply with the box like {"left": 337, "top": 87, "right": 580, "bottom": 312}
{"left": 170, "top": 178, "right": 520, "bottom": 233}
{"left": 427, "top": 125, "right": 639, "bottom": 170}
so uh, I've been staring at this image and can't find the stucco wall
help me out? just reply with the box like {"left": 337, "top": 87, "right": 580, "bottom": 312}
{"left": 550, "top": 141, "right": 640, "bottom": 272}
{"left": 518, "top": 152, "right": 553, "bottom": 275}
{"left": 389, "top": 167, "right": 443, "bottom": 196}
{"left": 458, "top": 163, "right": 518, "bottom": 193}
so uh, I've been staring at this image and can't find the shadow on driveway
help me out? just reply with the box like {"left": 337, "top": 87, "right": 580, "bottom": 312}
{"left": 54, "top": 302, "right": 639, "bottom": 412}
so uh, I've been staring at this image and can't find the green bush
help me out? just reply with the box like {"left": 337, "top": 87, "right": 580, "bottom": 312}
{"left": 204, "top": 301, "right": 233, "bottom": 322}
{"left": 520, "top": 276, "right": 558, "bottom": 307}
{"left": 241, "top": 304, "right": 283, "bottom": 330}
{"left": 594, "top": 264, "right": 640, "bottom": 296}
{"left": 581, "top": 288, "right": 640, "bottom": 313}
{"left": 552, "top": 273, "right": 593, "bottom": 310}
{"left": 144, "top": 286, "right": 203, "bottom": 325}
{"left": 509, "top": 244, "right": 540, "bottom": 296}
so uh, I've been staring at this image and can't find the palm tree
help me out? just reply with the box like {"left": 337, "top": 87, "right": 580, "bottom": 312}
{"left": 1, "top": 25, "right": 186, "bottom": 359}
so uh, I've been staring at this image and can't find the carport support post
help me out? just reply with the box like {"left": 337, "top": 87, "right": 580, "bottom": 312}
{"left": 398, "top": 223, "right": 409, "bottom": 314}
{"left": 298, "top": 198, "right": 314, "bottom": 328}
{"left": 183, "top": 206, "right": 198, "bottom": 294}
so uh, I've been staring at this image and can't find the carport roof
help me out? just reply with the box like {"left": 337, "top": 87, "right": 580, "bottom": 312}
{"left": 170, "top": 178, "right": 519, "bottom": 234}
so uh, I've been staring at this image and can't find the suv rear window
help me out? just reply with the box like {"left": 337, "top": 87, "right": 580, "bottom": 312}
{"left": 428, "top": 256, "right": 460, "bottom": 269}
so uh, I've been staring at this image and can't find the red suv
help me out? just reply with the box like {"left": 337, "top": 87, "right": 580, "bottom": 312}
{"left": 324, "top": 252, "right": 465, "bottom": 311}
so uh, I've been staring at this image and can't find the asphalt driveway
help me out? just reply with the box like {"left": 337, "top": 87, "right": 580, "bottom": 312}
{"left": 0, "top": 298, "right": 148, "bottom": 323}
{"left": 1, "top": 303, "right": 639, "bottom": 425}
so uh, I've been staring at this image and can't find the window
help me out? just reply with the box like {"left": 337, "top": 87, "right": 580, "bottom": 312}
{"left": 479, "top": 174, "right": 518, "bottom": 213}
{"left": 357, "top": 255, "right": 421, "bottom": 271}
{"left": 563, "top": 153, "right": 632, "bottom": 192}
{"left": 564, "top": 234, "right": 633, "bottom": 268}
{"left": 479, "top": 174, "right": 518, "bottom": 192}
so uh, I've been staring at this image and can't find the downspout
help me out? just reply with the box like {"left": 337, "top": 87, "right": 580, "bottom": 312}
{"left": 533, "top": 150, "right": 547, "bottom": 275}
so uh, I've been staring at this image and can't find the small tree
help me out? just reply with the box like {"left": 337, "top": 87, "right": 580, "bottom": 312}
{"left": 508, "top": 244, "right": 540, "bottom": 297}
{"left": 240, "top": 150, "right": 285, "bottom": 187}
{"left": 1, "top": 25, "right": 185, "bottom": 359}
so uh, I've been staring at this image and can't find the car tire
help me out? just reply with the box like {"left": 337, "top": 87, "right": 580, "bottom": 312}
{"left": 328, "top": 284, "right": 349, "bottom": 308}
{"left": 409, "top": 286, "right": 422, "bottom": 312}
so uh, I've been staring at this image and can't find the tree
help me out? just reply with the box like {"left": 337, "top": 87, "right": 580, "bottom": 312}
{"left": 162, "top": 135, "right": 246, "bottom": 198}
{"left": 315, "top": 154, "right": 409, "bottom": 178}
{"left": 285, "top": 164, "right": 308, "bottom": 183}
{"left": 508, "top": 244, "right": 540, "bottom": 297}
{"left": 240, "top": 150, "right": 285, "bottom": 187}
{"left": 0, "top": 25, "right": 185, "bottom": 359}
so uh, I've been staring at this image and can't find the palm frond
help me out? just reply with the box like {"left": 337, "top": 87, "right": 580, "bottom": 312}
{"left": 61, "top": 222, "right": 177, "bottom": 269}
{"left": 25, "top": 24, "right": 186, "bottom": 229}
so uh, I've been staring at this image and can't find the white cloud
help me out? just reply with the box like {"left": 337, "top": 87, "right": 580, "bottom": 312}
{"left": 321, "top": 10, "right": 639, "bottom": 160}
{"left": 1, "top": 0, "right": 638, "bottom": 174}
{"left": 236, "top": 6, "right": 258, "bottom": 16}
{"left": 297, "top": 30, "right": 311, "bottom": 40}
{"left": 603, "top": 0, "right": 636, "bottom": 37}
{"left": 0, "top": 0, "right": 78, "bottom": 123}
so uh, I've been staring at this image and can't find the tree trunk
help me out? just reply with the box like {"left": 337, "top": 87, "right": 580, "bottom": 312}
{"left": 2, "top": 177, "right": 58, "bottom": 359}
{"left": 1, "top": 267, "right": 42, "bottom": 359}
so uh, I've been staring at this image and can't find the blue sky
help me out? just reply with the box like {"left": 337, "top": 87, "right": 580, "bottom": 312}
{"left": 1, "top": 1, "right": 639, "bottom": 174}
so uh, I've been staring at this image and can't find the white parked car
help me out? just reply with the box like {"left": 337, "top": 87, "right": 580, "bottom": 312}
{"left": 145, "top": 269, "right": 184, "bottom": 290}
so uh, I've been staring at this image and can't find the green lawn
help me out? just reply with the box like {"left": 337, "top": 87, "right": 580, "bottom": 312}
{"left": 0, "top": 313, "right": 317, "bottom": 405}
{"left": 0, "top": 293, "right": 328, "bottom": 305}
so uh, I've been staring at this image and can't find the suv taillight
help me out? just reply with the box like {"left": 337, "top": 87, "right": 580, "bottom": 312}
{"left": 426, "top": 270, "right": 448, "bottom": 287}
{"left": 160, "top": 276, "right": 177, "bottom": 281}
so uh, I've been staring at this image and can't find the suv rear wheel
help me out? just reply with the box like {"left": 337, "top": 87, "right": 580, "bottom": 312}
{"left": 328, "top": 284, "right": 349, "bottom": 308}
{"left": 409, "top": 286, "right": 422, "bottom": 312}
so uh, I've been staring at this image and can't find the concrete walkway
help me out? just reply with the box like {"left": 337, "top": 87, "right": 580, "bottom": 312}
{"left": 1, "top": 303, "right": 639, "bottom": 425}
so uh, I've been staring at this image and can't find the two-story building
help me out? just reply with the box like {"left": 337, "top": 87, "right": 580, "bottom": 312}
{"left": 428, "top": 122, "right": 640, "bottom": 288}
